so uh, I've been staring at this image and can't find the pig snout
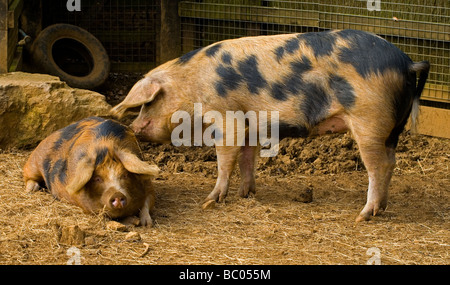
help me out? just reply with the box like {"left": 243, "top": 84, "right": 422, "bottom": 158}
{"left": 103, "top": 187, "right": 130, "bottom": 213}
{"left": 109, "top": 192, "right": 127, "bottom": 209}
{"left": 130, "top": 118, "right": 149, "bottom": 135}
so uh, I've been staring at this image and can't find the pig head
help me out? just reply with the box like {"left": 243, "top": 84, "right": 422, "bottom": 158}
{"left": 23, "top": 117, "right": 160, "bottom": 226}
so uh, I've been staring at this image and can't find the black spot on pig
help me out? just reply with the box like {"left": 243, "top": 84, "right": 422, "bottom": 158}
{"left": 177, "top": 47, "right": 203, "bottom": 64}
{"left": 285, "top": 37, "right": 301, "bottom": 54}
{"left": 270, "top": 56, "right": 312, "bottom": 100}
{"left": 95, "top": 120, "right": 128, "bottom": 140}
{"left": 238, "top": 55, "right": 267, "bottom": 94}
{"left": 275, "top": 46, "right": 285, "bottom": 62}
{"left": 337, "top": 29, "right": 411, "bottom": 78}
{"left": 274, "top": 36, "right": 300, "bottom": 61}
{"left": 221, "top": 52, "right": 232, "bottom": 65}
{"left": 300, "top": 82, "right": 331, "bottom": 126}
{"left": 53, "top": 159, "right": 68, "bottom": 184}
{"left": 215, "top": 65, "right": 243, "bottom": 97}
{"left": 291, "top": 56, "right": 312, "bottom": 75}
{"left": 53, "top": 121, "right": 83, "bottom": 151}
{"left": 271, "top": 82, "right": 288, "bottom": 101}
{"left": 205, "top": 43, "right": 222, "bottom": 57}
{"left": 298, "top": 31, "right": 336, "bottom": 58}
{"left": 284, "top": 56, "right": 313, "bottom": 95}
{"left": 94, "top": 147, "right": 109, "bottom": 167}
{"left": 43, "top": 158, "right": 52, "bottom": 190}
{"left": 45, "top": 158, "right": 67, "bottom": 187}
{"left": 328, "top": 74, "right": 355, "bottom": 108}
{"left": 385, "top": 72, "right": 417, "bottom": 149}
{"left": 278, "top": 123, "right": 309, "bottom": 140}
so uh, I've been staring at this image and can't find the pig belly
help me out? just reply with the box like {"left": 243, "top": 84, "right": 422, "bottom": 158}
{"left": 312, "top": 116, "right": 348, "bottom": 136}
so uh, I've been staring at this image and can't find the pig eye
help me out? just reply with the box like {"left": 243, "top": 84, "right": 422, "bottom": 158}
{"left": 93, "top": 176, "right": 103, "bottom": 183}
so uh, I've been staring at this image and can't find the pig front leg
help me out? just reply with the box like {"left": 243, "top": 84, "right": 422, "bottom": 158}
{"left": 238, "top": 145, "right": 258, "bottom": 198}
{"left": 205, "top": 146, "right": 240, "bottom": 203}
{"left": 139, "top": 185, "right": 156, "bottom": 227}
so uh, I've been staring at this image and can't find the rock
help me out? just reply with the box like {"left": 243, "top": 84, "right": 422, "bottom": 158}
{"left": 58, "top": 225, "right": 85, "bottom": 246}
{"left": 106, "top": 221, "right": 127, "bottom": 232}
{"left": 124, "top": 231, "right": 141, "bottom": 242}
{"left": 294, "top": 187, "right": 313, "bottom": 203}
{"left": 0, "top": 72, "right": 111, "bottom": 149}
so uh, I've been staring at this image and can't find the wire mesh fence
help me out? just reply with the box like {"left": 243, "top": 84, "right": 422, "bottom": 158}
{"left": 41, "top": 1, "right": 449, "bottom": 103}
{"left": 43, "top": 0, "right": 160, "bottom": 72}
{"left": 179, "top": 0, "right": 449, "bottom": 104}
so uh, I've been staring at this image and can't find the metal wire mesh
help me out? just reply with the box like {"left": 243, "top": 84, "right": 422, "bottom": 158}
{"left": 43, "top": 0, "right": 160, "bottom": 72}
{"left": 179, "top": 0, "right": 450, "bottom": 103}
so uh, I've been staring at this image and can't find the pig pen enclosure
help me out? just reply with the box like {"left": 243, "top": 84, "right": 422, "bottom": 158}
{"left": 0, "top": 0, "right": 449, "bottom": 265}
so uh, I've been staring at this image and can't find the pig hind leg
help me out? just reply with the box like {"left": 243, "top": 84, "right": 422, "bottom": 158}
{"left": 23, "top": 160, "right": 45, "bottom": 192}
{"left": 206, "top": 146, "right": 241, "bottom": 202}
{"left": 25, "top": 180, "right": 42, "bottom": 192}
{"left": 238, "top": 145, "right": 258, "bottom": 198}
{"left": 351, "top": 125, "right": 396, "bottom": 222}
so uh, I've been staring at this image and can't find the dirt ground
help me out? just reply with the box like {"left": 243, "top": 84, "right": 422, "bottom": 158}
{"left": 0, "top": 74, "right": 448, "bottom": 265}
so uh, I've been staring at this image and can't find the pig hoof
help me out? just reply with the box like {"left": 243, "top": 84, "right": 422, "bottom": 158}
{"left": 355, "top": 213, "right": 371, "bottom": 223}
{"left": 202, "top": 200, "right": 216, "bottom": 210}
{"left": 355, "top": 203, "right": 386, "bottom": 223}
{"left": 25, "top": 180, "right": 41, "bottom": 192}
{"left": 238, "top": 184, "right": 256, "bottom": 198}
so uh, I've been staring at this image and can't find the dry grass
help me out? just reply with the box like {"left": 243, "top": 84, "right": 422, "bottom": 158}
{"left": 0, "top": 133, "right": 448, "bottom": 265}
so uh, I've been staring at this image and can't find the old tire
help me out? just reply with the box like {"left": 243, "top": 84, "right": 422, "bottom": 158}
{"left": 31, "top": 24, "right": 110, "bottom": 89}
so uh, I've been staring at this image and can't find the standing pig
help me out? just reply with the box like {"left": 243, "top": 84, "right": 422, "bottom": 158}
{"left": 111, "top": 29, "right": 429, "bottom": 221}
{"left": 23, "top": 117, "right": 160, "bottom": 226}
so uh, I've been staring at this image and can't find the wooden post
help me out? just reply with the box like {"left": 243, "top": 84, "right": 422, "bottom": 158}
{"left": 160, "top": 0, "right": 181, "bottom": 64}
{"left": 0, "top": 0, "right": 8, "bottom": 73}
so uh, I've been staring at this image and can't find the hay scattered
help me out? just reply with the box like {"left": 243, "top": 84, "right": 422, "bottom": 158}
{"left": 0, "top": 132, "right": 448, "bottom": 264}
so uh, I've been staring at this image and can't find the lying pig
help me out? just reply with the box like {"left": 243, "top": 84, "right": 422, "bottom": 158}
{"left": 23, "top": 117, "right": 160, "bottom": 226}
{"left": 111, "top": 29, "right": 430, "bottom": 221}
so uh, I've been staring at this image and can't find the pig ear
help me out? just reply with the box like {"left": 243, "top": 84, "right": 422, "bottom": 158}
{"left": 115, "top": 148, "right": 160, "bottom": 177}
{"left": 110, "top": 77, "right": 161, "bottom": 119}
{"left": 65, "top": 156, "right": 96, "bottom": 194}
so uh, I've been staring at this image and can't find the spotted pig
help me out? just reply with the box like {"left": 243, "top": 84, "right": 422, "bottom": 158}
{"left": 23, "top": 117, "right": 160, "bottom": 226}
{"left": 111, "top": 29, "right": 430, "bottom": 221}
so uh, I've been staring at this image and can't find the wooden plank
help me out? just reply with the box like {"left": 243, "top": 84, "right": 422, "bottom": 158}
{"left": 7, "top": 0, "right": 22, "bottom": 29}
{"left": 161, "top": 0, "right": 181, "bottom": 64}
{"left": 8, "top": 45, "right": 21, "bottom": 72}
{"left": 7, "top": 25, "right": 17, "bottom": 69}
{"left": 0, "top": 0, "right": 8, "bottom": 73}
{"left": 406, "top": 106, "right": 450, "bottom": 139}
